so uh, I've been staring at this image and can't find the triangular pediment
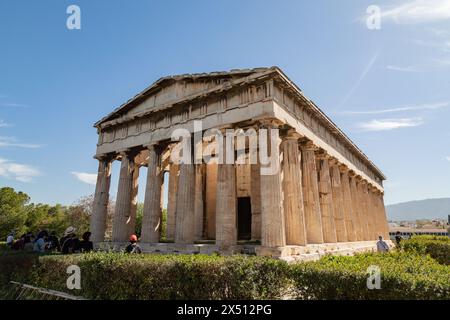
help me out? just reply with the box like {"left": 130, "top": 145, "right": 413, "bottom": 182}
{"left": 95, "top": 67, "right": 274, "bottom": 127}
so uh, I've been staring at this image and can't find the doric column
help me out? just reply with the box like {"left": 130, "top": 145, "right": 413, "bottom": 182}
{"left": 358, "top": 180, "right": 370, "bottom": 241}
{"left": 377, "top": 192, "right": 390, "bottom": 239}
{"left": 316, "top": 152, "right": 337, "bottom": 243}
{"left": 128, "top": 163, "right": 140, "bottom": 237}
{"left": 349, "top": 174, "right": 363, "bottom": 241}
{"left": 166, "top": 163, "right": 179, "bottom": 241}
{"left": 260, "top": 124, "right": 286, "bottom": 247}
{"left": 281, "top": 132, "right": 307, "bottom": 246}
{"left": 175, "top": 135, "right": 196, "bottom": 244}
{"left": 141, "top": 144, "right": 164, "bottom": 243}
{"left": 91, "top": 155, "right": 113, "bottom": 243}
{"left": 368, "top": 186, "right": 379, "bottom": 240}
{"left": 194, "top": 164, "right": 205, "bottom": 240}
{"left": 300, "top": 141, "right": 324, "bottom": 244}
{"left": 330, "top": 160, "right": 347, "bottom": 242}
{"left": 340, "top": 166, "right": 357, "bottom": 242}
{"left": 112, "top": 150, "right": 137, "bottom": 242}
{"left": 250, "top": 162, "right": 262, "bottom": 241}
{"left": 215, "top": 134, "right": 237, "bottom": 248}
{"left": 363, "top": 182, "right": 375, "bottom": 240}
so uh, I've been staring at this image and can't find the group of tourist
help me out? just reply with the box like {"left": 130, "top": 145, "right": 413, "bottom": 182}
{"left": 5, "top": 226, "right": 93, "bottom": 254}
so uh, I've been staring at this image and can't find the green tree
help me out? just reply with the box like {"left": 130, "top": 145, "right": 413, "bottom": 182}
{"left": 0, "top": 187, "right": 30, "bottom": 239}
{"left": 134, "top": 204, "right": 167, "bottom": 240}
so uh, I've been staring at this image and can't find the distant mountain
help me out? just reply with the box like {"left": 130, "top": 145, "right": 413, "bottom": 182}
{"left": 386, "top": 198, "right": 450, "bottom": 221}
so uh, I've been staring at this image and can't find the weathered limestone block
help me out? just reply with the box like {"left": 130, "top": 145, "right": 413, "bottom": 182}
{"left": 194, "top": 164, "right": 205, "bottom": 240}
{"left": 377, "top": 192, "right": 390, "bottom": 239}
{"left": 215, "top": 138, "right": 237, "bottom": 248}
{"left": 330, "top": 161, "right": 347, "bottom": 242}
{"left": 368, "top": 187, "right": 379, "bottom": 239}
{"left": 166, "top": 164, "right": 179, "bottom": 241}
{"left": 112, "top": 151, "right": 137, "bottom": 242}
{"left": 340, "top": 167, "right": 357, "bottom": 242}
{"left": 141, "top": 144, "right": 163, "bottom": 243}
{"left": 260, "top": 127, "right": 286, "bottom": 247}
{"left": 358, "top": 180, "right": 371, "bottom": 241}
{"left": 316, "top": 153, "right": 337, "bottom": 243}
{"left": 281, "top": 136, "right": 307, "bottom": 246}
{"left": 349, "top": 174, "right": 363, "bottom": 241}
{"left": 175, "top": 141, "right": 196, "bottom": 244}
{"left": 91, "top": 157, "right": 112, "bottom": 243}
{"left": 301, "top": 142, "right": 324, "bottom": 244}
{"left": 205, "top": 163, "right": 218, "bottom": 239}
{"left": 128, "top": 163, "right": 140, "bottom": 237}
{"left": 250, "top": 163, "right": 262, "bottom": 241}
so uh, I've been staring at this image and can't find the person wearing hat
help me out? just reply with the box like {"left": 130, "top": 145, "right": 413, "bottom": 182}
{"left": 125, "top": 234, "right": 142, "bottom": 254}
{"left": 61, "top": 226, "right": 80, "bottom": 254}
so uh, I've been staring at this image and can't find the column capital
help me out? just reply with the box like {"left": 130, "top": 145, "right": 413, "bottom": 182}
{"left": 315, "top": 149, "right": 330, "bottom": 160}
{"left": 258, "top": 119, "right": 283, "bottom": 129}
{"left": 299, "top": 139, "right": 318, "bottom": 151}
{"left": 143, "top": 142, "right": 165, "bottom": 154}
{"left": 339, "top": 164, "right": 350, "bottom": 173}
{"left": 281, "top": 128, "right": 302, "bottom": 141}
{"left": 93, "top": 153, "right": 114, "bottom": 162}
{"left": 328, "top": 157, "right": 340, "bottom": 166}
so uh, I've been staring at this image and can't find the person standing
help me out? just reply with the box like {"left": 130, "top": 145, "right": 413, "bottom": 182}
{"left": 395, "top": 231, "right": 402, "bottom": 247}
{"left": 6, "top": 232, "right": 14, "bottom": 248}
{"left": 376, "top": 235, "right": 390, "bottom": 253}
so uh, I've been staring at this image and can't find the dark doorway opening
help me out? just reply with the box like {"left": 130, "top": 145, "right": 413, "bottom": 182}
{"left": 237, "top": 197, "right": 252, "bottom": 240}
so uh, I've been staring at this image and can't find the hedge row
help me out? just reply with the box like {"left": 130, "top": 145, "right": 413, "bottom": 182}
{"left": 291, "top": 252, "right": 450, "bottom": 299}
{"left": 1, "top": 250, "right": 449, "bottom": 300}
{"left": 401, "top": 235, "right": 450, "bottom": 265}
{"left": 1, "top": 253, "right": 289, "bottom": 300}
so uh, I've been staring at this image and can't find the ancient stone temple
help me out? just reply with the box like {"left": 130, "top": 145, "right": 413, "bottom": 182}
{"left": 91, "top": 67, "right": 390, "bottom": 260}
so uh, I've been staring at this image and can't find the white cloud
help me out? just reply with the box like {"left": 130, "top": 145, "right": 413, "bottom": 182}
{"left": 71, "top": 172, "right": 97, "bottom": 185}
{"left": 0, "top": 136, "right": 42, "bottom": 148}
{"left": 0, "top": 103, "right": 29, "bottom": 108}
{"left": 358, "top": 118, "right": 423, "bottom": 131}
{"left": 343, "top": 101, "right": 450, "bottom": 115}
{"left": 380, "top": 0, "right": 450, "bottom": 24}
{"left": 0, "top": 120, "right": 12, "bottom": 128}
{"left": 446, "top": 156, "right": 450, "bottom": 161}
{"left": 386, "top": 65, "right": 424, "bottom": 72}
{"left": 0, "top": 158, "right": 41, "bottom": 182}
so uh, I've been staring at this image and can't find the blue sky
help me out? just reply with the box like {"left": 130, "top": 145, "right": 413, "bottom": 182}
{"left": 0, "top": 0, "right": 449, "bottom": 206}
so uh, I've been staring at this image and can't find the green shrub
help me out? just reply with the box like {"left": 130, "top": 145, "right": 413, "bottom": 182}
{"left": 1, "top": 250, "right": 449, "bottom": 300}
{"left": 401, "top": 235, "right": 450, "bottom": 265}
{"left": 290, "top": 252, "right": 450, "bottom": 300}
{"left": 5, "top": 253, "right": 290, "bottom": 300}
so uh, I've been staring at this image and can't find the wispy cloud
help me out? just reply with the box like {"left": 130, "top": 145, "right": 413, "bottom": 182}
{"left": 337, "top": 52, "right": 379, "bottom": 109}
{"left": 411, "top": 38, "right": 450, "bottom": 52}
{"left": 386, "top": 65, "right": 424, "bottom": 72}
{"left": 0, "top": 103, "right": 29, "bottom": 108}
{"left": 380, "top": 0, "right": 450, "bottom": 24}
{"left": 0, "top": 158, "right": 41, "bottom": 182}
{"left": 0, "top": 120, "right": 13, "bottom": 128}
{"left": 0, "top": 136, "right": 43, "bottom": 149}
{"left": 358, "top": 118, "right": 423, "bottom": 131}
{"left": 343, "top": 101, "right": 450, "bottom": 115}
{"left": 446, "top": 156, "right": 450, "bottom": 161}
{"left": 71, "top": 172, "right": 97, "bottom": 185}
